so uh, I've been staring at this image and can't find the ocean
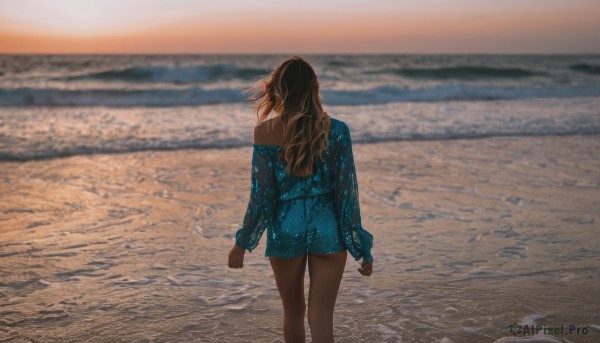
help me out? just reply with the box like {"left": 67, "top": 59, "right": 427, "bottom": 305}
{"left": 1, "top": 54, "right": 599, "bottom": 160}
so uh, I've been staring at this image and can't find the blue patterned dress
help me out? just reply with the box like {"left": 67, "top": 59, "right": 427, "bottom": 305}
{"left": 235, "top": 117, "right": 374, "bottom": 264}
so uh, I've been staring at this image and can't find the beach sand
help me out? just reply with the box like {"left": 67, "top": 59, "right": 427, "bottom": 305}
{"left": 1, "top": 135, "right": 599, "bottom": 343}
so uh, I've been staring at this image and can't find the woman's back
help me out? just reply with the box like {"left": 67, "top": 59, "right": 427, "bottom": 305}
{"left": 240, "top": 116, "right": 374, "bottom": 264}
{"left": 254, "top": 116, "right": 345, "bottom": 202}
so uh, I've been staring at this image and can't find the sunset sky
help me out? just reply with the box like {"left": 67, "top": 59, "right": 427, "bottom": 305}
{"left": 1, "top": 0, "right": 599, "bottom": 54}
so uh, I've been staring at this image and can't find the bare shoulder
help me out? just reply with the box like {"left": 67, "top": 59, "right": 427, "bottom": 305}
{"left": 253, "top": 117, "right": 283, "bottom": 145}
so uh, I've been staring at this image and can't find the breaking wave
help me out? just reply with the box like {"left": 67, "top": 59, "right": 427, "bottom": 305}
{"left": 2, "top": 84, "right": 599, "bottom": 107}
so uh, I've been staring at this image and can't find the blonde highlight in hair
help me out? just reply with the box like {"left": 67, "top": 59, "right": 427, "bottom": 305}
{"left": 245, "top": 56, "right": 331, "bottom": 177}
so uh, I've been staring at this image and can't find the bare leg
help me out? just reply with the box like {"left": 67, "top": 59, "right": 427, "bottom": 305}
{"left": 269, "top": 254, "right": 308, "bottom": 343}
{"left": 307, "top": 251, "right": 347, "bottom": 343}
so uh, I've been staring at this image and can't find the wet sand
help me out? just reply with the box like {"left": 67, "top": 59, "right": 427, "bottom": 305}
{"left": 1, "top": 135, "right": 599, "bottom": 343}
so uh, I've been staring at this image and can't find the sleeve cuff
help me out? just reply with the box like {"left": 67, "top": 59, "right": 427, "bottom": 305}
{"left": 363, "top": 251, "right": 373, "bottom": 264}
{"left": 235, "top": 236, "right": 252, "bottom": 252}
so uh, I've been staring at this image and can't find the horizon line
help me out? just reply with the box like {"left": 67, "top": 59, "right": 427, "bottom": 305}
{"left": 2, "top": 52, "right": 600, "bottom": 56}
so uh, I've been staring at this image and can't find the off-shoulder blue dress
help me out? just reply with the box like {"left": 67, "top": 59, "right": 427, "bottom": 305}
{"left": 235, "top": 117, "right": 374, "bottom": 264}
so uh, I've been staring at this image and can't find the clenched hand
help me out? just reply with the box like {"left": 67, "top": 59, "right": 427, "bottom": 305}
{"left": 358, "top": 260, "right": 373, "bottom": 276}
{"left": 228, "top": 244, "right": 246, "bottom": 268}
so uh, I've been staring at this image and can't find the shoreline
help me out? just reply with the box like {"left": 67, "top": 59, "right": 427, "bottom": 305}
{"left": 1, "top": 131, "right": 600, "bottom": 163}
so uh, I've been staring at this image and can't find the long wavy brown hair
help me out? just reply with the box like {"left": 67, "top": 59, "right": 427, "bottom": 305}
{"left": 245, "top": 56, "right": 331, "bottom": 177}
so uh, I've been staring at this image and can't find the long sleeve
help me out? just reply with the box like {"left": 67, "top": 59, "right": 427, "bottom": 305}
{"left": 235, "top": 146, "right": 276, "bottom": 252}
{"left": 332, "top": 123, "right": 374, "bottom": 264}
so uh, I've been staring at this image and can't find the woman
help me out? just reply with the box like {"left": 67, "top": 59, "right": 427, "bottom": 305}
{"left": 228, "top": 56, "right": 374, "bottom": 343}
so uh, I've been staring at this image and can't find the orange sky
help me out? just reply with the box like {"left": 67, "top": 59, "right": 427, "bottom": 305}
{"left": 1, "top": 0, "right": 599, "bottom": 54}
